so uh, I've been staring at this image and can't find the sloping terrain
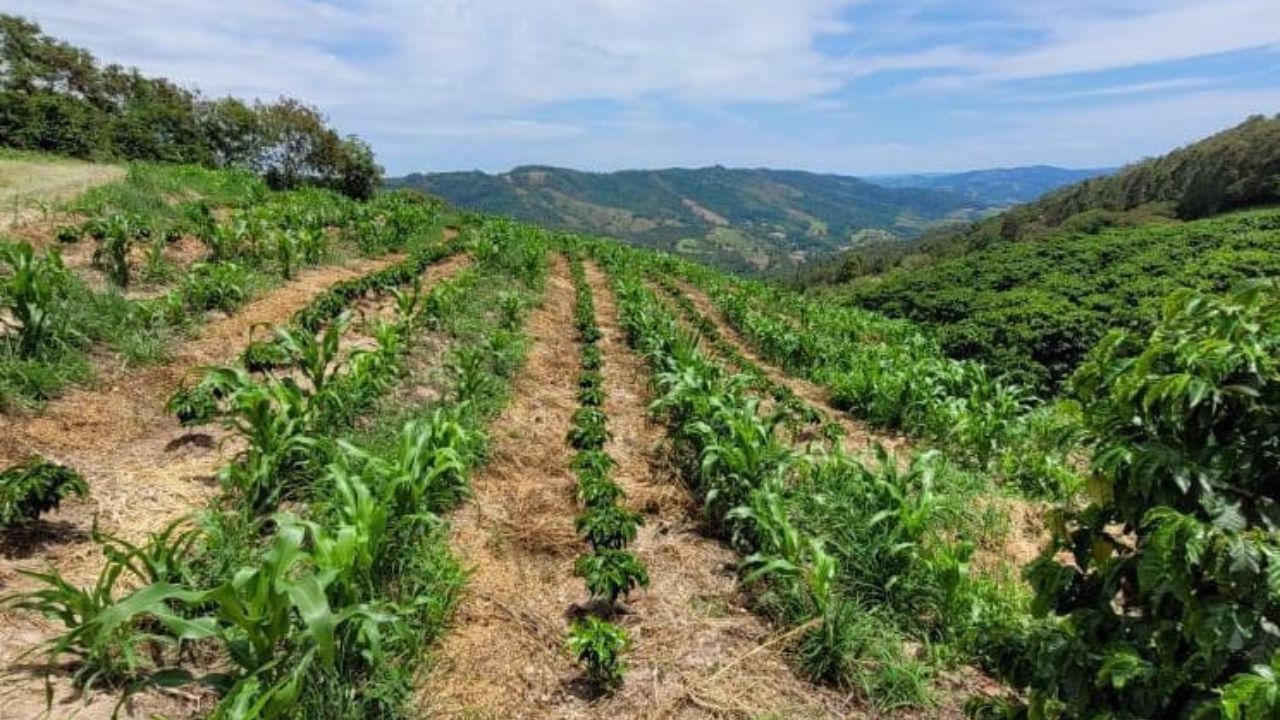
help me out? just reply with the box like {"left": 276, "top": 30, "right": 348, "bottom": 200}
{"left": 390, "top": 166, "right": 988, "bottom": 272}
{"left": 866, "top": 165, "right": 1113, "bottom": 206}
{"left": 0, "top": 155, "right": 124, "bottom": 230}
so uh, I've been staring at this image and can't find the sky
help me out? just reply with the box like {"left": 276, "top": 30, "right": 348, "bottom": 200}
{"left": 9, "top": 0, "right": 1280, "bottom": 176}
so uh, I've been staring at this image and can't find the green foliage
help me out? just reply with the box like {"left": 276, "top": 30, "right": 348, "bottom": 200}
{"left": 0, "top": 14, "right": 383, "bottom": 197}
{"left": 848, "top": 208, "right": 1280, "bottom": 392}
{"left": 0, "top": 457, "right": 87, "bottom": 527}
{"left": 575, "top": 503, "right": 643, "bottom": 550}
{"left": 0, "top": 241, "right": 75, "bottom": 356}
{"left": 566, "top": 616, "right": 630, "bottom": 690}
{"left": 990, "top": 281, "right": 1280, "bottom": 719}
{"left": 574, "top": 549, "right": 650, "bottom": 605}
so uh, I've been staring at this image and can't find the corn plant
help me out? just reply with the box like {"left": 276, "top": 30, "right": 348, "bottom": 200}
{"left": 0, "top": 241, "right": 75, "bottom": 357}
{"left": 92, "top": 213, "right": 148, "bottom": 288}
{"left": 566, "top": 616, "right": 630, "bottom": 690}
{"left": 0, "top": 458, "right": 88, "bottom": 527}
{"left": 211, "top": 370, "right": 318, "bottom": 514}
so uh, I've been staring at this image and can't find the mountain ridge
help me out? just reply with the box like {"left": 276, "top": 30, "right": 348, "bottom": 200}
{"left": 389, "top": 163, "right": 1108, "bottom": 271}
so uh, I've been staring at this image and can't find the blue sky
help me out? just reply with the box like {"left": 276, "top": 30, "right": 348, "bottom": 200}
{"left": 10, "top": 0, "right": 1280, "bottom": 175}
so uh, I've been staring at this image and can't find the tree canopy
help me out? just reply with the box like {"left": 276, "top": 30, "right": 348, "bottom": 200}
{"left": 0, "top": 14, "right": 381, "bottom": 199}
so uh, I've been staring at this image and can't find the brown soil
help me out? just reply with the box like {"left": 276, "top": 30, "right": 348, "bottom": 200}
{"left": 0, "top": 252, "right": 469, "bottom": 720}
{"left": 418, "top": 257, "right": 852, "bottom": 719}
{"left": 581, "top": 262, "right": 851, "bottom": 719}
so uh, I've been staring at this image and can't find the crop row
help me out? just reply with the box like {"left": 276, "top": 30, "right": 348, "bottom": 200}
{"left": 593, "top": 240, "right": 1019, "bottom": 708}
{"left": 672, "top": 260, "right": 1080, "bottom": 499}
{"left": 0, "top": 186, "right": 443, "bottom": 409}
{"left": 563, "top": 252, "right": 646, "bottom": 691}
{"left": 652, "top": 275, "right": 842, "bottom": 443}
{"left": 4, "top": 218, "right": 553, "bottom": 718}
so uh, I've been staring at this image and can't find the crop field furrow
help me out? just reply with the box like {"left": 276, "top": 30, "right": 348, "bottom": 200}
{"left": 417, "top": 254, "right": 586, "bottom": 718}
{"left": 580, "top": 260, "right": 848, "bottom": 719}
{"left": 0, "top": 253, "right": 403, "bottom": 561}
{"left": 672, "top": 281, "right": 904, "bottom": 456}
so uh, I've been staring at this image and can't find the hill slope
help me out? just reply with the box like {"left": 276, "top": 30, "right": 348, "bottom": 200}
{"left": 389, "top": 165, "right": 989, "bottom": 272}
{"left": 866, "top": 165, "right": 1114, "bottom": 205}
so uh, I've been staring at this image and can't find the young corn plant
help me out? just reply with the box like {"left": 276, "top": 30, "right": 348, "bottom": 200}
{"left": 0, "top": 241, "right": 75, "bottom": 357}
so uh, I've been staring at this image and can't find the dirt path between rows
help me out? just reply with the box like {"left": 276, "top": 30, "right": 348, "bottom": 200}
{"left": 0, "top": 251, "right": 469, "bottom": 720}
{"left": 674, "top": 283, "right": 908, "bottom": 457}
{"left": 417, "top": 255, "right": 586, "bottom": 717}
{"left": 583, "top": 262, "right": 848, "bottom": 719}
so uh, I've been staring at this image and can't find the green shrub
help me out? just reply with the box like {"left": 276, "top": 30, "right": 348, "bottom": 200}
{"left": 0, "top": 458, "right": 88, "bottom": 527}
{"left": 991, "top": 281, "right": 1280, "bottom": 719}
{"left": 574, "top": 549, "right": 649, "bottom": 604}
{"left": 566, "top": 616, "right": 630, "bottom": 690}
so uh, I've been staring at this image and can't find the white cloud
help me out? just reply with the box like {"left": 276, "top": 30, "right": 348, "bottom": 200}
{"left": 4, "top": 0, "right": 1278, "bottom": 173}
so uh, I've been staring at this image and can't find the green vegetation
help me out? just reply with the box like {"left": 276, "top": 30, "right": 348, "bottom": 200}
{"left": 562, "top": 253, "right": 642, "bottom": 689}
{"left": 0, "top": 164, "right": 437, "bottom": 409}
{"left": 0, "top": 457, "right": 87, "bottom": 527}
{"left": 846, "top": 207, "right": 1280, "bottom": 391}
{"left": 6, "top": 216, "right": 551, "bottom": 719}
{"left": 976, "top": 280, "right": 1280, "bottom": 720}
{"left": 0, "top": 14, "right": 380, "bottom": 198}
{"left": 566, "top": 616, "right": 631, "bottom": 691}
{"left": 599, "top": 243, "right": 1008, "bottom": 707}
{"left": 391, "top": 165, "right": 989, "bottom": 272}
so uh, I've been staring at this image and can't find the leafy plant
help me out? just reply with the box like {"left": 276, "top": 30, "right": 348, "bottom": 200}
{"left": 566, "top": 616, "right": 630, "bottom": 690}
{"left": 993, "top": 281, "right": 1280, "bottom": 719}
{"left": 567, "top": 406, "right": 611, "bottom": 450}
{"left": 0, "top": 242, "right": 75, "bottom": 357}
{"left": 575, "top": 503, "right": 643, "bottom": 550}
{"left": 575, "top": 549, "right": 649, "bottom": 604}
{"left": 0, "top": 458, "right": 88, "bottom": 527}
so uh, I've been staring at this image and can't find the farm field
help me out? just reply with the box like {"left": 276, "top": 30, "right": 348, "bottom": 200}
{"left": 0, "top": 151, "right": 1274, "bottom": 720}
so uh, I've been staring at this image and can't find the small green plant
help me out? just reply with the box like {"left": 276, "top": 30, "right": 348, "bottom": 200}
{"left": 575, "top": 503, "right": 643, "bottom": 549}
{"left": 55, "top": 225, "right": 81, "bottom": 244}
{"left": 0, "top": 458, "right": 88, "bottom": 527}
{"left": 574, "top": 549, "right": 649, "bottom": 604}
{"left": 0, "top": 242, "right": 75, "bottom": 357}
{"left": 567, "top": 407, "right": 610, "bottom": 450}
{"left": 566, "top": 616, "right": 630, "bottom": 690}
{"left": 166, "top": 382, "right": 220, "bottom": 427}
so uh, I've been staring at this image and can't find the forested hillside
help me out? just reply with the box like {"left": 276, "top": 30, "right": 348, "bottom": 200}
{"left": 390, "top": 165, "right": 989, "bottom": 272}
{"left": 803, "top": 115, "right": 1280, "bottom": 392}
{"left": 867, "top": 165, "right": 1113, "bottom": 205}
{"left": 0, "top": 14, "right": 379, "bottom": 198}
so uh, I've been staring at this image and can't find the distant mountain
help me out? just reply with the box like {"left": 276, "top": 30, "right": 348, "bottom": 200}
{"left": 865, "top": 165, "right": 1115, "bottom": 206}
{"left": 389, "top": 165, "right": 989, "bottom": 272}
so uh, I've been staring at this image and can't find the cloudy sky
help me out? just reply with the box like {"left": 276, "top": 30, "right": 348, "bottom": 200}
{"left": 10, "top": 0, "right": 1280, "bottom": 175}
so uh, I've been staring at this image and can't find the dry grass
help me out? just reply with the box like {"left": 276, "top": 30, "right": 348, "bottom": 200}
{"left": 0, "top": 157, "right": 123, "bottom": 231}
